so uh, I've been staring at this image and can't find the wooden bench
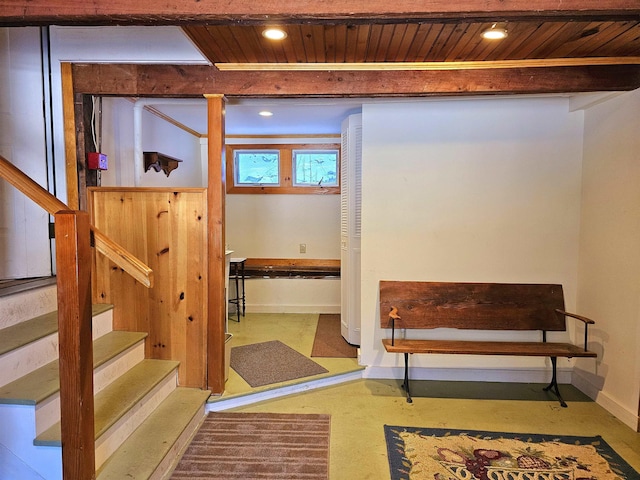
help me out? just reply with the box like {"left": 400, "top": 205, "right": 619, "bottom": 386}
{"left": 380, "top": 281, "right": 597, "bottom": 407}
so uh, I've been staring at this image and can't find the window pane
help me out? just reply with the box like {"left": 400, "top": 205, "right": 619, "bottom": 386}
{"left": 234, "top": 150, "right": 280, "bottom": 185}
{"left": 293, "top": 150, "right": 339, "bottom": 187}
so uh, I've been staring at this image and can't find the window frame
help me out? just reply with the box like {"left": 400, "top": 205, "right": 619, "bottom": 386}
{"left": 226, "top": 143, "right": 340, "bottom": 194}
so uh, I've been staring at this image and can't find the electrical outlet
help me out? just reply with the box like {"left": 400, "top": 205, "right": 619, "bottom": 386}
{"left": 300, "top": 243, "right": 306, "bottom": 254}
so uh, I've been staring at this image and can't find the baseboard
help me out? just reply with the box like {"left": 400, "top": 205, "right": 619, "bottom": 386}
{"left": 572, "top": 370, "right": 639, "bottom": 431}
{"left": 245, "top": 305, "right": 340, "bottom": 314}
{"left": 206, "top": 370, "right": 363, "bottom": 411}
{"left": 363, "top": 365, "right": 573, "bottom": 384}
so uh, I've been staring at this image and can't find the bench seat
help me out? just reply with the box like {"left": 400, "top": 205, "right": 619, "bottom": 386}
{"left": 382, "top": 339, "right": 597, "bottom": 358}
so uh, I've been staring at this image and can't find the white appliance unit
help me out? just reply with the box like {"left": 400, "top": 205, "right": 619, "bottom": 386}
{"left": 340, "top": 113, "right": 362, "bottom": 345}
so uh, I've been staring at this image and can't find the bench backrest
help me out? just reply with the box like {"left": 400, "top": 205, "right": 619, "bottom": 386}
{"left": 380, "top": 281, "right": 566, "bottom": 331}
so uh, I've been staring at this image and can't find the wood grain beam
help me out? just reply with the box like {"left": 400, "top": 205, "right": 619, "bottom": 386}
{"left": 72, "top": 63, "right": 640, "bottom": 97}
{"left": 1, "top": 1, "right": 640, "bottom": 26}
{"left": 206, "top": 94, "right": 226, "bottom": 394}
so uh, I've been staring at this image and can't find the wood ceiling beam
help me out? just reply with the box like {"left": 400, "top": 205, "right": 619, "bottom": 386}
{"left": 2, "top": 1, "right": 640, "bottom": 26}
{"left": 72, "top": 63, "right": 640, "bottom": 97}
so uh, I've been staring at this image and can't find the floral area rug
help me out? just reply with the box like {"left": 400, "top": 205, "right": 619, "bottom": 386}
{"left": 384, "top": 426, "right": 640, "bottom": 480}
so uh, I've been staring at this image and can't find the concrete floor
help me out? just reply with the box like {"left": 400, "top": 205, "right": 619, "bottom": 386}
{"left": 209, "top": 313, "right": 640, "bottom": 479}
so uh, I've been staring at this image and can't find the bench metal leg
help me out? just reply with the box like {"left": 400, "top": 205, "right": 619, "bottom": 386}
{"left": 402, "top": 352, "right": 413, "bottom": 403}
{"left": 543, "top": 357, "right": 567, "bottom": 408}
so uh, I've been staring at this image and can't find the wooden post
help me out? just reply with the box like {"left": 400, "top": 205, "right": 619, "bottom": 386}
{"left": 205, "top": 94, "right": 226, "bottom": 393}
{"left": 61, "top": 63, "right": 79, "bottom": 210}
{"left": 55, "top": 210, "right": 96, "bottom": 480}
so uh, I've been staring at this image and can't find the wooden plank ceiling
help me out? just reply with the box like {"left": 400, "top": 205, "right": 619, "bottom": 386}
{"left": 3, "top": 1, "right": 640, "bottom": 95}
{"left": 184, "top": 20, "right": 640, "bottom": 67}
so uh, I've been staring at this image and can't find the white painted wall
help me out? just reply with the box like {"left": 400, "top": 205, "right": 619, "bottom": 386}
{"left": 360, "top": 98, "right": 585, "bottom": 383}
{"left": 0, "top": 27, "right": 51, "bottom": 279}
{"left": 573, "top": 89, "right": 640, "bottom": 430}
{"left": 226, "top": 183, "right": 341, "bottom": 313}
{"left": 47, "top": 26, "right": 209, "bottom": 201}
{"left": 100, "top": 98, "right": 203, "bottom": 187}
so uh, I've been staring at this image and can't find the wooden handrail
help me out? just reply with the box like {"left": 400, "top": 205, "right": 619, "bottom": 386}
{"left": 0, "top": 155, "right": 153, "bottom": 288}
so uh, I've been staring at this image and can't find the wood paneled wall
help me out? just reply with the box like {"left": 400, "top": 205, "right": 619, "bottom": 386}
{"left": 89, "top": 188, "right": 208, "bottom": 388}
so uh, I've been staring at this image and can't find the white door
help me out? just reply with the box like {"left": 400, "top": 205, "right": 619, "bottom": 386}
{"left": 0, "top": 28, "right": 53, "bottom": 279}
{"left": 340, "top": 114, "right": 362, "bottom": 345}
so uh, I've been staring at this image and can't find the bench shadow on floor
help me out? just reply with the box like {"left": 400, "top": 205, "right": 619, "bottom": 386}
{"left": 367, "top": 378, "right": 593, "bottom": 403}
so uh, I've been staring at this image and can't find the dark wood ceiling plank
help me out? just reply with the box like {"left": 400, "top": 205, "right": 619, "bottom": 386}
{"left": 324, "top": 25, "right": 338, "bottom": 63}
{"left": 310, "top": 25, "right": 327, "bottom": 62}
{"left": 609, "top": 27, "right": 640, "bottom": 56}
{"left": 182, "top": 26, "right": 227, "bottom": 63}
{"left": 427, "top": 23, "right": 458, "bottom": 61}
{"left": 401, "top": 23, "right": 431, "bottom": 62}
{"left": 373, "top": 25, "right": 397, "bottom": 61}
{"left": 566, "top": 21, "right": 640, "bottom": 57}
{"left": 507, "top": 22, "right": 568, "bottom": 59}
{"left": 385, "top": 24, "right": 412, "bottom": 61}
{"left": 445, "top": 23, "right": 484, "bottom": 61}
{"left": 391, "top": 23, "right": 419, "bottom": 62}
{"left": 463, "top": 22, "right": 509, "bottom": 61}
{"left": 333, "top": 24, "right": 349, "bottom": 63}
{"left": 3, "top": 1, "right": 640, "bottom": 26}
{"left": 481, "top": 21, "right": 544, "bottom": 61}
{"left": 364, "top": 24, "right": 384, "bottom": 62}
{"left": 353, "top": 25, "right": 372, "bottom": 63}
{"left": 528, "top": 21, "right": 594, "bottom": 58}
{"left": 217, "top": 26, "right": 251, "bottom": 63}
{"left": 206, "top": 26, "right": 243, "bottom": 63}
{"left": 297, "top": 25, "right": 316, "bottom": 63}
{"left": 286, "top": 25, "right": 311, "bottom": 63}
{"left": 417, "top": 24, "right": 446, "bottom": 61}
{"left": 232, "top": 27, "right": 265, "bottom": 63}
{"left": 71, "top": 63, "right": 640, "bottom": 97}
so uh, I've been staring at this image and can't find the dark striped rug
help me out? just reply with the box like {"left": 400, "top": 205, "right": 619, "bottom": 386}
{"left": 171, "top": 412, "right": 331, "bottom": 479}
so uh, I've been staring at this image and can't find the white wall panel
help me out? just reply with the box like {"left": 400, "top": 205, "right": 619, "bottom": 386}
{"left": 576, "top": 87, "right": 640, "bottom": 429}
{"left": 359, "top": 97, "right": 584, "bottom": 375}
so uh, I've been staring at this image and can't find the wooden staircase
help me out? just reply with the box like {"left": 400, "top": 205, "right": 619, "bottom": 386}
{"left": 0, "top": 283, "right": 210, "bottom": 480}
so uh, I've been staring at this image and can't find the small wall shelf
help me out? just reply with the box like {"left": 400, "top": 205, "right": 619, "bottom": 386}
{"left": 143, "top": 151, "right": 183, "bottom": 177}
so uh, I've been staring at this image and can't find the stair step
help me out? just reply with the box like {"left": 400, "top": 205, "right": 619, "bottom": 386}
{"left": 0, "top": 304, "right": 113, "bottom": 357}
{"left": 0, "top": 304, "right": 114, "bottom": 389}
{"left": 34, "top": 359, "right": 180, "bottom": 447}
{"left": 0, "top": 331, "right": 147, "bottom": 405}
{"left": 97, "top": 387, "right": 211, "bottom": 480}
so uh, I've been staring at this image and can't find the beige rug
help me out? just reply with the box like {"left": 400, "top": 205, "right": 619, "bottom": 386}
{"left": 171, "top": 412, "right": 330, "bottom": 479}
{"left": 385, "top": 426, "right": 639, "bottom": 479}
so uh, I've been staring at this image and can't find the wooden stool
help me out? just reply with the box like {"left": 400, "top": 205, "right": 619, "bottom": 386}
{"left": 228, "top": 258, "right": 246, "bottom": 322}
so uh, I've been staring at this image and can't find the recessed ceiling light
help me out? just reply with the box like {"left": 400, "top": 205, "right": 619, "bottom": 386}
{"left": 262, "top": 28, "right": 287, "bottom": 40}
{"left": 258, "top": 110, "right": 273, "bottom": 117}
{"left": 481, "top": 23, "right": 508, "bottom": 40}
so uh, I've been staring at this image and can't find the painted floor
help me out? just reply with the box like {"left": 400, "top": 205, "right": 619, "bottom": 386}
{"left": 207, "top": 313, "right": 640, "bottom": 479}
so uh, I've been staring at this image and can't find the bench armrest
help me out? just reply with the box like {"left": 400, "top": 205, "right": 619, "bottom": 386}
{"left": 555, "top": 309, "right": 595, "bottom": 325}
{"left": 388, "top": 306, "right": 401, "bottom": 346}
{"left": 555, "top": 309, "right": 595, "bottom": 352}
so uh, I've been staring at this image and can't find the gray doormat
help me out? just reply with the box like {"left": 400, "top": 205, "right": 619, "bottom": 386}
{"left": 230, "top": 340, "right": 328, "bottom": 387}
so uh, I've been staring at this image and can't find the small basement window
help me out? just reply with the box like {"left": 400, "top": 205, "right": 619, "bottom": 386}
{"left": 292, "top": 149, "right": 339, "bottom": 187}
{"left": 226, "top": 143, "right": 340, "bottom": 194}
{"left": 233, "top": 150, "right": 280, "bottom": 186}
